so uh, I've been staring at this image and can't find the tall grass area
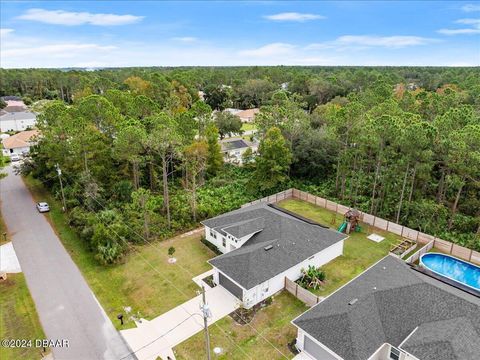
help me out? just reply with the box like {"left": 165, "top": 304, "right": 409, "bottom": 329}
{"left": 278, "top": 199, "right": 402, "bottom": 296}
{"left": 23, "top": 175, "right": 216, "bottom": 330}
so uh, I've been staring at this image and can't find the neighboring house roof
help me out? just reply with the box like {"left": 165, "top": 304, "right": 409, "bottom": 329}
{"left": 0, "top": 111, "right": 37, "bottom": 122}
{"left": 204, "top": 203, "right": 347, "bottom": 289}
{"left": 220, "top": 139, "right": 251, "bottom": 151}
{"left": 224, "top": 108, "right": 242, "bottom": 115}
{"left": 4, "top": 106, "right": 27, "bottom": 113}
{"left": 293, "top": 256, "right": 480, "bottom": 360}
{"left": 2, "top": 130, "right": 39, "bottom": 149}
{"left": 237, "top": 108, "right": 259, "bottom": 119}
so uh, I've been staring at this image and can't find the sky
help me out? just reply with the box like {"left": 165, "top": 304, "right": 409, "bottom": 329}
{"left": 1, "top": 1, "right": 479, "bottom": 68}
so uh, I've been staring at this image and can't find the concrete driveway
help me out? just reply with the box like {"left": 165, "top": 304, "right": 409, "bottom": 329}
{"left": 121, "top": 279, "right": 239, "bottom": 360}
{"left": 0, "top": 166, "right": 135, "bottom": 360}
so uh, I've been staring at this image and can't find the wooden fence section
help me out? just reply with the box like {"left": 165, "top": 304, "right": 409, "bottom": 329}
{"left": 405, "top": 241, "right": 434, "bottom": 264}
{"left": 242, "top": 188, "right": 480, "bottom": 265}
{"left": 284, "top": 277, "right": 322, "bottom": 307}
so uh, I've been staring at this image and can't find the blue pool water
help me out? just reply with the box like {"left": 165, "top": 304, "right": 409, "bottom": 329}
{"left": 420, "top": 253, "right": 480, "bottom": 291}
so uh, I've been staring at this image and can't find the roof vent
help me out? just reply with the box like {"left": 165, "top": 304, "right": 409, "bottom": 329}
{"left": 264, "top": 245, "right": 273, "bottom": 251}
{"left": 348, "top": 298, "right": 358, "bottom": 305}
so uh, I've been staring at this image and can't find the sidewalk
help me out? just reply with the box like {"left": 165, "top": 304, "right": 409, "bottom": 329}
{"left": 121, "top": 271, "right": 239, "bottom": 360}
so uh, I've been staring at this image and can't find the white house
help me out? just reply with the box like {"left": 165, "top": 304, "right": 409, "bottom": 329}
{"left": 2, "top": 130, "right": 39, "bottom": 156}
{"left": 292, "top": 255, "right": 480, "bottom": 360}
{"left": 0, "top": 111, "right": 37, "bottom": 132}
{"left": 220, "top": 138, "right": 258, "bottom": 164}
{"left": 201, "top": 203, "right": 347, "bottom": 309}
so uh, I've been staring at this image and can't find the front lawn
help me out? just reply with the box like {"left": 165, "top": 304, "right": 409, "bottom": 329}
{"left": 241, "top": 123, "right": 256, "bottom": 132}
{"left": 174, "top": 291, "right": 307, "bottom": 360}
{"left": 23, "top": 175, "right": 216, "bottom": 330}
{"left": 0, "top": 274, "right": 48, "bottom": 360}
{"left": 278, "top": 199, "right": 402, "bottom": 296}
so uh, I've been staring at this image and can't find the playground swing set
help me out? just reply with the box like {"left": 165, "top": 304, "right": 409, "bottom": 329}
{"left": 337, "top": 209, "right": 362, "bottom": 234}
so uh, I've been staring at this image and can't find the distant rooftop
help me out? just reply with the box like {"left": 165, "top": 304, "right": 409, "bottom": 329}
{"left": 220, "top": 138, "right": 250, "bottom": 151}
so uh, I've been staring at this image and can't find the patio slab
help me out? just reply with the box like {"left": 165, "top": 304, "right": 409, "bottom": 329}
{"left": 0, "top": 242, "right": 22, "bottom": 273}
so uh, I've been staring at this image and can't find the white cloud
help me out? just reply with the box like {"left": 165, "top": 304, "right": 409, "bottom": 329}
{"left": 456, "top": 18, "right": 480, "bottom": 25}
{"left": 335, "top": 35, "right": 437, "bottom": 47}
{"left": 0, "top": 28, "right": 14, "bottom": 36}
{"left": 171, "top": 37, "right": 197, "bottom": 43}
{"left": 437, "top": 28, "right": 480, "bottom": 35}
{"left": 437, "top": 17, "right": 480, "bottom": 35}
{"left": 3, "top": 43, "right": 116, "bottom": 58}
{"left": 263, "top": 12, "right": 325, "bottom": 22}
{"left": 307, "top": 35, "right": 438, "bottom": 50}
{"left": 17, "top": 8, "right": 143, "bottom": 26}
{"left": 238, "top": 43, "right": 295, "bottom": 57}
{"left": 461, "top": 4, "right": 480, "bottom": 12}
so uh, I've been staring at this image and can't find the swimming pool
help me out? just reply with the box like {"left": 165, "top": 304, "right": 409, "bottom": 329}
{"left": 420, "top": 253, "right": 480, "bottom": 291}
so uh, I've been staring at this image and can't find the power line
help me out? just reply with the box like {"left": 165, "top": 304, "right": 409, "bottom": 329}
{"left": 57, "top": 174, "right": 253, "bottom": 359}
{"left": 82, "top": 187, "right": 289, "bottom": 358}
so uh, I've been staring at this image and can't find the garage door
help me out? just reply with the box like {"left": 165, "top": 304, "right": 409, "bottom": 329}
{"left": 304, "top": 335, "right": 337, "bottom": 360}
{"left": 219, "top": 273, "right": 243, "bottom": 300}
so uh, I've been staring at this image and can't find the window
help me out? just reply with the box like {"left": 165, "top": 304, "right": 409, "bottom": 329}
{"left": 389, "top": 347, "right": 400, "bottom": 360}
{"left": 210, "top": 230, "right": 214, "bottom": 237}
{"left": 222, "top": 237, "right": 226, "bottom": 247}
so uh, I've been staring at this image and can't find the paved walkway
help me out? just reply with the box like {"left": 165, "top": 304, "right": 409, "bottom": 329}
{"left": 0, "top": 242, "right": 22, "bottom": 273}
{"left": 0, "top": 166, "right": 135, "bottom": 360}
{"left": 121, "top": 273, "right": 239, "bottom": 360}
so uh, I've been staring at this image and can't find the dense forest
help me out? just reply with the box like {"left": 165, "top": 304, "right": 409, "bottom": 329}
{"left": 1, "top": 66, "right": 479, "bottom": 262}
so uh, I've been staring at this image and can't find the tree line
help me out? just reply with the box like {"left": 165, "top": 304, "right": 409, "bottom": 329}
{"left": 4, "top": 66, "right": 478, "bottom": 263}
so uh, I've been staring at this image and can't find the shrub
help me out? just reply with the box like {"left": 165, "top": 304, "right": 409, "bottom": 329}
{"left": 200, "top": 235, "right": 222, "bottom": 255}
{"left": 297, "top": 265, "right": 326, "bottom": 290}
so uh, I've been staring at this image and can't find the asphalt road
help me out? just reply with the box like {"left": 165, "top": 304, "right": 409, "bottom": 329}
{"left": 0, "top": 165, "right": 135, "bottom": 360}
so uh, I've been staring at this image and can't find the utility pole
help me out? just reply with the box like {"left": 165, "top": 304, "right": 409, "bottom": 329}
{"left": 55, "top": 163, "right": 67, "bottom": 212}
{"left": 201, "top": 286, "right": 211, "bottom": 360}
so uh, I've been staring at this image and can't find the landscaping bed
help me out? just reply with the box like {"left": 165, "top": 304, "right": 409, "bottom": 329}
{"left": 229, "top": 297, "right": 273, "bottom": 325}
{"left": 174, "top": 291, "right": 307, "bottom": 360}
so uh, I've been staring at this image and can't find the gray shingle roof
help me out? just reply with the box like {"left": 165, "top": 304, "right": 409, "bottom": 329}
{"left": 221, "top": 139, "right": 249, "bottom": 151}
{"left": 203, "top": 203, "right": 347, "bottom": 289}
{"left": 0, "top": 111, "right": 36, "bottom": 121}
{"left": 293, "top": 255, "right": 480, "bottom": 360}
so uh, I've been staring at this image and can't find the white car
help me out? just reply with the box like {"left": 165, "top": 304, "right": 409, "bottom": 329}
{"left": 10, "top": 153, "right": 21, "bottom": 162}
{"left": 36, "top": 202, "right": 50, "bottom": 213}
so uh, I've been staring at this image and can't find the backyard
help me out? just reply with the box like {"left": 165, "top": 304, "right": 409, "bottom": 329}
{"left": 241, "top": 123, "right": 256, "bottom": 132}
{"left": 277, "top": 199, "right": 404, "bottom": 296}
{"left": 23, "top": 175, "right": 216, "bottom": 330}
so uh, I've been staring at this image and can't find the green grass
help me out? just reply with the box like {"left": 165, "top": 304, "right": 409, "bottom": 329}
{"left": 23, "top": 175, "right": 216, "bottom": 330}
{"left": 0, "top": 274, "right": 48, "bottom": 360}
{"left": 0, "top": 210, "right": 8, "bottom": 245}
{"left": 174, "top": 291, "right": 308, "bottom": 360}
{"left": 0, "top": 212, "right": 47, "bottom": 360}
{"left": 278, "top": 199, "right": 403, "bottom": 296}
{"left": 241, "top": 123, "right": 256, "bottom": 132}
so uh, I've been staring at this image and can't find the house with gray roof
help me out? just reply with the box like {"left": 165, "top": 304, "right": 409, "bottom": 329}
{"left": 0, "top": 111, "right": 37, "bottom": 132}
{"left": 220, "top": 138, "right": 258, "bottom": 164}
{"left": 292, "top": 255, "right": 480, "bottom": 360}
{"left": 202, "top": 203, "right": 347, "bottom": 308}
